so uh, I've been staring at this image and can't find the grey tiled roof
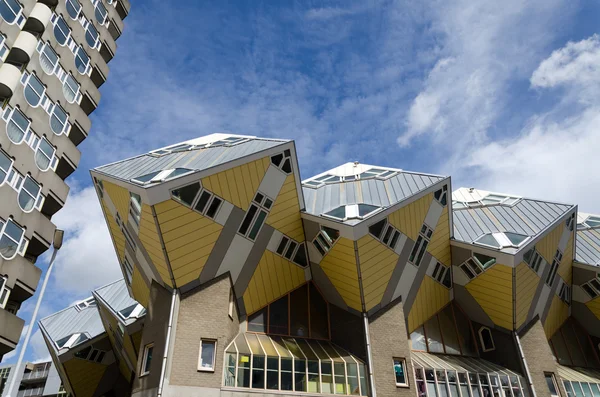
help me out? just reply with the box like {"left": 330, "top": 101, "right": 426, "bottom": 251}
{"left": 94, "top": 279, "right": 139, "bottom": 314}
{"left": 39, "top": 302, "right": 104, "bottom": 350}
{"left": 576, "top": 228, "right": 600, "bottom": 266}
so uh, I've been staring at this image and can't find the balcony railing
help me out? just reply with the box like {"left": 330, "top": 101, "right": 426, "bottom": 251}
{"left": 17, "top": 387, "right": 44, "bottom": 397}
{"left": 21, "top": 370, "right": 49, "bottom": 381}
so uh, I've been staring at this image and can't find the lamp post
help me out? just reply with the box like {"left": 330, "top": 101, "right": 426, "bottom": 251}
{"left": 6, "top": 229, "right": 64, "bottom": 397}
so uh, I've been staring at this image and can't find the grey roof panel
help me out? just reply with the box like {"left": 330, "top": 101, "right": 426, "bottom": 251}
{"left": 94, "top": 279, "right": 140, "bottom": 314}
{"left": 39, "top": 304, "right": 104, "bottom": 347}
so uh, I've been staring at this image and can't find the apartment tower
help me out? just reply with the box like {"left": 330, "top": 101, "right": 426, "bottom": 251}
{"left": 0, "top": 0, "right": 130, "bottom": 361}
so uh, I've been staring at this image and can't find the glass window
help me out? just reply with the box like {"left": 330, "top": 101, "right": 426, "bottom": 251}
{"left": 39, "top": 44, "right": 59, "bottom": 75}
{"left": 424, "top": 315, "right": 444, "bottom": 353}
{"left": 290, "top": 285, "right": 309, "bottom": 337}
{"left": 35, "top": 137, "right": 55, "bottom": 171}
{"left": 248, "top": 308, "right": 267, "bottom": 333}
{"left": 504, "top": 232, "right": 528, "bottom": 246}
{"left": 23, "top": 74, "right": 46, "bottom": 107}
{"left": 85, "top": 21, "right": 100, "bottom": 48}
{"left": 95, "top": 1, "right": 107, "bottom": 24}
{"left": 269, "top": 294, "right": 288, "bottom": 335}
{"left": 475, "top": 234, "right": 501, "bottom": 248}
{"left": 0, "top": 150, "right": 13, "bottom": 185}
{"left": 66, "top": 0, "right": 81, "bottom": 19}
{"left": 439, "top": 305, "right": 461, "bottom": 355}
{"left": 0, "top": 219, "right": 24, "bottom": 260}
{"left": 62, "top": 74, "right": 80, "bottom": 103}
{"left": 411, "top": 326, "right": 427, "bottom": 351}
{"left": 6, "top": 107, "right": 30, "bottom": 144}
{"left": 75, "top": 46, "right": 90, "bottom": 74}
{"left": 369, "top": 219, "right": 387, "bottom": 239}
{"left": 170, "top": 182, "right": 199, "bottom": 205}
{"left": 393, "top": 358, "right": 408, "bottom": 386}
{"left": 18, "top": 175, "right": 41, "bottom": 212}
{"left": 50, "top": 103, "right": 69, "bottom": 135}
{"left": 141, "top": 344, "right": 153, "bottom": 375}
{"left": 198, "top": 340, "right": 216, "bottom": 371}
{"left": 478, "top": 327, "right": 495, "bottom": 352}
{"left": 53, "top": 15, "right": 71, "bottom": 46}
{"left": 309, "top": 283, "right": 328, "bottom": 339}
{"left": 473, "top": 253, "right": 496, "bottom": 269}
{"left": 0, "top": 0, "right": 21, "bottom": 24}
{"left": 545, "top": 374, "right": 559, "bottom": 397}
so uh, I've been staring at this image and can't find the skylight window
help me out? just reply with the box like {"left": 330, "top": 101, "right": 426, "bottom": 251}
{"left": 149, "top": 137, "right": 249, "bottom": 157}
{"left": 75, "top": 297, "right": 96, "bottom": 311}
{"left": 119, "top": 303, "right": 146, "bottom": 320}
{"left": 453, "top": 193, "right": 520, "bottom": 210}
{"left": 323, "top": 204, "right": 381, "bottom": 221}
{"left": 131, "top": 168, "right": 193, "bottom": 185}
{"left": 473, "top": 232, "right": 529, "bottom": 250}
{"left": 302, "top": 166, "right": 398, "bottom": 188}
{"left": 55, "top": 332, "right": 90, "bottom": 350}
{"left": 580, "top": 216, "right": 600, "bottom": 229}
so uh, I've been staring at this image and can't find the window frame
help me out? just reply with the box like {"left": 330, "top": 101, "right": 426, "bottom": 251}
{"left": 393, "top": 357, "right": 409, "bottom": 387}
{"left": 546, "top": 250, "right": 562, "bottom": 286}
{"left": 22, "top": 72, "right": 47, "bottom": 108}
{"left": 478, "top": 327, "right": 495, "bottom": 352}
{"left": 38, "top": 42, "right": 60, "bottom": 75}
{"left": 50, "top": 102, "right": 70, "bottom": 135}
{"left": 0, "top": 33, "right": 9, "bottom": 61}
{"left": 74, "top": 45, "right": 91, "bottom": 75}
{"left": 5, "top": 106, "right": 31, "bottom": 145}
{"left": 312, "top": 226, "right": 340, "bottom": 257}
{"left": 238, "top": 192, "right": 273, "bottom": 241}
{"left": 62, "top": 73, "right": 81, "bottom": 103}
{"left": 0, "top": 0, "right": 24, "bottom": 27}
{"left": 17, "top": 175, "right": 42, "bottom": 213}
{"left": 0, "top": 275, "right": 10, "bottom": 309}
{"left": 0, "top": 149, "right": 13, "bottom": 186}
{"left": 408, "top": 224, "right": 433, "bottom": 267}
{"left": 65, "top": 0, "right": 81, "bottom": 19}
{"left": 94, "top": 0, "right": 108, "bottom": 25}
{"left": 140, "top": 343, "right": 154, "bottom": 377}
{"left": 545, "top": 373, "right": 560, "bottom": 397}
{"left": 51, "top": 13, "right": 72, "bottom": 46}
{"left": 35, "top": 136, "right": 56, "bottom": 172}
{"left": 270, "top": 149, "right": 293, "bottom": 174}
{"left": 83, "top": 19, "right": 100, "bottom": 49}
{"left": 198, "top": 339, "right": 217, "bottom": 372}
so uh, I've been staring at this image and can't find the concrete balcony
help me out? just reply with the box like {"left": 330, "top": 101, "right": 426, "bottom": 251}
{"left": 0, "top": 308, "right": 25, "bottom": 357}
{"left": 0, "top": 255, "right": 41, "bottom": 301}
{"left": 23, "top": 2, "right": 52, "bottom": 35}
{"left": 21, "top": 369, "right": 50, "bottom": 382}
{"left": 9, "top": 31, "right": 38, "bottom": 64}
{"left": 0, "top": 63, "right": 22, "bottom": 99}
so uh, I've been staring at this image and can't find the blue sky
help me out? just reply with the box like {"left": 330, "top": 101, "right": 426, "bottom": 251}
{"left": 4, "top": 0, "right": 600, "bottom": 363}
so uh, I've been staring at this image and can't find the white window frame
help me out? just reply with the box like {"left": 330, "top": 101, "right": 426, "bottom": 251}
{"left": 434, "top": 184, "right": 448, "bottom": 206}
{"left": 35, "top": 136, "right": 57, "bottom": 172}
{"left": 0, "top": 0, "right": 25, "bottom": 27}
{"left": 0, "top": 149, "right": 13, "bottom": 186}
{"left": 82, "top": 19, "right": 101, "bottom": 49}
{"left": 5, "top": 106, "right": 31, "bottom": 145}
{"left": 0, "top": 275, "right": 10, "bottom": 309}
{"left": 545, "top": 373, "right": 560, "bottom": 397}
{"left": 270, "top": 150, "right": 293, "bottom": 174}
{"left": 61, "top": 73, "right": 82, "bottom": 104}
{"left": 49, "top": 103, "right": 71, "bottom": 136}
{"left": 66, "top": 0, "right": 82, "bottom": 19}
{"left": 238, "top": 192, "right": 273, "bottom": 241}
{"left": 122, "top": 255, "right": 133, "bottom": 284}
{"left": 140, "top": 343, "right": 154, "bottom": 376}
{"left": 558, "top": 282, "right": 570, "bottom": 305}
{"left": 432, "top": 262, "right": 452, "bottom": 288}
{"left": 0, "top": 34, "right": 9, "bottom": 61}
{"left": 198, "top": 339, "right": 217, "bottom": 372}
{"left": 393, "top": 357, "right": 409, "bottom": 387}
{"left": 129, "top": 192, "right": 142, "bottom": 226}
{"left": 228, "top": 288, "right": 234, "bottom": 319}
{"left": 51, "top": 13, "right": 72, "bottom": 47}
{"left": 22, "top": 72, "right": 47, "bottom": 108}
{"left": 478, "top": 327, "right": 495, "bottom": 352}
{"left": 17, "top": 175, "right": 42, "bottom": 213}
{"left": 322, "top": 203, "right": 382, "bottom": 222}
{"left": 582, "top": 277, "right": 600, "bottom": 299}
{"left": 409, "top": 224, "right": 433, "bottom": 267}
{"left": 312, "top": 226, "right": 339, "bottom": 257}
{"left": 524, "top": 248, "right": 543, "bottom": 274}
{"left": 38, "top": 42, "right": 60, "bottom": 75}
{"left": 74, "top": 45, "right": 91, "bottom": 75}
{"left": 93, "top": 0, "right": 108, "bottom": 25}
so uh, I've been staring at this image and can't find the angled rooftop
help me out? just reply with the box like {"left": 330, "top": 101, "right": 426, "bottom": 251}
{"left": 576, "top": 212, "right": 600, "bottom": 266}
{"left": 302, "top": 162, "right": 446, "bottom": 225}
{"left": 93, "top": 279, "right": 146, "bottom": 324}
{"left": 452, "top": 187, "right": 575, "bottom": 253}
{"left": 94, "top": 133, "right": 290, "bottom": 185}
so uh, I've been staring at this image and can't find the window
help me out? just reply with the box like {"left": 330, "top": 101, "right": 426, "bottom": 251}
{"left": 546, "top": 250, "right": 562, "bottom": 286}
{"left": 84, "top": 20, "right": 100, "bottom": 49}
{"left": 566, "top": 213, "right": 575, "bottom": 231}
{"left": 52, "top": 14, "right": 71, "bottom": 46}
{"left": 432, "top": 262, "right": 452, "bottom": 288}
{"left": 134, "top": 168, "right": 193, "bottom": 186}
{"left": 239, "top": 192, "right": 273, "bottom": 241}
{"left": 0, "top": 149, "right": 13, "bottom": 185}
{"left": 229, "top": 288, "right": 235, "bottom": 318}
{"left": 559, "top": 283, "right": 570, "bottom": 305}
{"left": 434, "top": 185, "right": 448, "bottom": 206}
{"left": 62, "top": 73, "right": 80, "bottom": 103}
{"left": 74, "top": 346, "right": 106, "bottom": 363}
{"left": 323, "top": 203, "right": 380, "bottom": 222}
{"left": 409, "top": 224, "right": 433, "bottom": 267}
{"left": 582, "top": 276, "right": 600, "bottom": 299}
{"left": 0, "top": 218, "right": 24, "bottom": 260}
{"left": 271, "top": 149, "right": 292, "bottom": 174}
{"left": 473, "top": 252, "right": 496, "bottom": 270}
{"left": 55, "top": 332, "right": 90, "bottom": 350}
{"left": 545, "top": 374, "right": 559, "bottom": 397}
{"left": 74, "top": 45, "right": 90, "bottom": 74}
{"left": 581, "top": 216, "right": 600, "bottom": 229}
{"left": 478, "top": 327, "right": 495, "bottom": 352}
{"left": 0, "top": 275, "right": 10, "bottom": 309}
{"left": 170, "top": 184, "right": 223, "bottom": 219}
{"left": 18, "top": 175, "right": 42, "bottom": 212}
{"left": 393, "top": 358, "right": 408, "bottom": 387}
{"left": 129, "top": 192, "right": 141, "bottom": 225}
{"left": 141, "top": 344, "right": 154, "bottom": 376}
{"left": 119, "top": 303, "right": 145, "bottom": 320}
{"left": 35, "top": 137, "right": 56, "bottom": 171}
{"left": 369, "top": 219, "right": 402, "bottom": 250}
{"left": 123, "top": 256, "right": 133, "bottom": 284}
{"left": 74, "top": 297, "right": 96, "bottom": 311}
{"left": 6, "top": 107, "right": 30, "bottom": 144}
{"left": 66, "top": 0, "right": 81, "bottom": 19}
{"left": 115, "top": 213, "right": 136, "bottom": 250}
{"left": 95, "top": 1, "right": 108, "bottom": 24}
{"left": 50, "top": 103, "right": 70, "bottom": 135}
{"left": 39, "top": 43, "right": 60, "bottom": 75}
{"left": 523, "top": 248, "right": 543, "bottom": 273}
{"left": 275, "top": 235, "right": 308, "bottom": 267}
{"left": 474, "top": 232, "right": 529, "bottom": 250}
{"left": 0, "top": 34, "right": 8, "bottom": 61}
{"left": 0, "top": 0, "right": 23, "bottom": 26}
{"left": 198, "top": 340, "right": 216, "bottom": 371}
{"left": 23, "top": 72, "right": 47, "bottom": 107}
{"left": 312, "top": 226, "right": 339, "bottom": 256}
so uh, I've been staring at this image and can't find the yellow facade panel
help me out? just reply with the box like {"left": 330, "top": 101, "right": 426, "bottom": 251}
{"left": 319, "top": 238, "right": 361, "bottom": 312}
{"left": 586, "top": 296, "right": 600, "bottom": 320}
{"left": 558, "top": 234, "right": 573, "bottom": 285}
{"left": 388, "top": 193, "right": 433, "bottom": 241}
{"left": 102, "top": 200, "right": 125, "bottom": 261}
{"left": 427, "top": 206, "right": 451, "bottom": 266}
{"left": 243, "top": 251, "right": 305, "bottom": 315}
{"left": 63, "top": 358, "right": 107, "bottom": 397}
{"left": 267, "top": 174, "right": 305, "bottom": 242}
{"left": 357, "top": 235, "right": 399, "bottom": 311}
{"left": 138, "top": 204, "right": 172, "bottom": 286}
{"left": 544, "top": 295, "right": 569, "bottom": 339}
{"left": 515, "top": 262, "right": 539, "bottom": 329}
{"left": 465, "top": 264, "right": 513, "bottom": 330}
{"left": 103, "top": 181, "right": 130, "bottom": 220}
{"left": 131, "top": 265, "right": 150, "bottom": 308}
{"left": 407, "top": 276, "right": 451, "bottom": 333}
{"left": 537, "top": 223, "right": 563, "bottom": 264}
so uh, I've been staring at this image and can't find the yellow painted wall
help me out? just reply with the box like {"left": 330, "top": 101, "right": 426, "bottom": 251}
{"left": 131, "top": 265, "right": 150, "bottom": 308}
{"left": 103, "top": 181, "right": 130, "bottom": 220}
{"left": 558, "top": 234, "right": 573, "bottom": 285}
{"left": 515, "top": 262, "right": 539, "bottom": 329}
{"left": 131, "top": 330, "right": 143, "bottom": 355}
{"left": 201, "top": 156, "right": 270, "bottom": 211}
{"left": 357, "top": 235, "right": 399, "bottom": 312}
{"left": 97, "top": 305, "right": 130, "bottom": 382}
{"left": 138, "top": 204, "right": 172, "bottom": 286}
{"left": 155, "top": 199, "right": 223, "bottom": 287}
{"left": 388, "top": 193, "right": 433, "bottom": 241}
{"left": 407, "top": 276, "right": 450, "bottom": 333}
{"left": 266, "top": 174, "right": 305, "bottom": 242}
{"left": 544, "top": 295, "right": 569, "bottom": 338}
{"left": 465, "top": 264, "right": 513, "bottom": 330}
{"left": 319, "top": 238, "right": 361, "bottom": 312}
{"left": 102, "top": 200, "right": 125, "bottom": 261}
{"left": 427, "top": 205, "right": 451, "bottom": 266}
{"left": 63, "top": 358, "right": 107, "bottom": 397}
{"left": 243, "top": 250, "right": 305, "bottom": 315}
{"left": 537, "top": 222, "right": 563, "bottom": 264}
{"left": 586, "top": 296, "right": 600, "bottom": 320}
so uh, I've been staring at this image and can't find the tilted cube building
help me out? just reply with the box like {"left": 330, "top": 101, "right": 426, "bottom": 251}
{"left": 44, "top": 134, "right": 600, "bottom": 396}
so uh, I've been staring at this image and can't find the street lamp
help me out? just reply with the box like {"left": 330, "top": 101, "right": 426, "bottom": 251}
{"left": 5, "top": 229, "right": 64, "bottom": 397}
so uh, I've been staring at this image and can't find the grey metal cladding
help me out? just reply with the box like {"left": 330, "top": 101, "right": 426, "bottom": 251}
{"left": 452, "top": 198, "right": 572, "bottom": 244}
{"left": 94, "top": 279, "right": 140, "bottom": 314}
{"left": 302, "top": 171, "right": 444, "bottom": 217}
{"left": 95, "top": 139, "right": 286, "bottom": 181}
{"left": 576, "top": 229, "right": 600, "bottom": 266}
{"left": 39, "top": 305, "right": 105, "bottom": 345}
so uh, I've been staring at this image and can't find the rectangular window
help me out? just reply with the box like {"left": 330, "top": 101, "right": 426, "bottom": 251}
{"left": 198, "top": 339, "right": 217, "bottom": 371}
{"left": 393, "top": 358, "right": 408, "bottom": 387}
{"left": 140, "top": 343, "right": 154, "bottom": 376}
{"left": 546, "top": 250, "right": 562, "bottom": 286}
{"left": 129, "top": 192, "right": 142, "bottom": 225}
{"left": 123, "top": 256, "right": 133, "bottom": 284}
{"left": 409, "top": 225, "right": 433, "bottom": 267}
{"left": 559, "top": 283, "right": 570, "bottom": 305}
{"left": 228, "top": 289, "right": 234, "bottom": 319}
{"left": 545, "top": 373, "right": 559, "bottom": 397}
{"left": 238, "top": 192, "right": 272, "bottom": 241}
{"left": 0, "top": 275, "right": 10, "bottom": 309}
